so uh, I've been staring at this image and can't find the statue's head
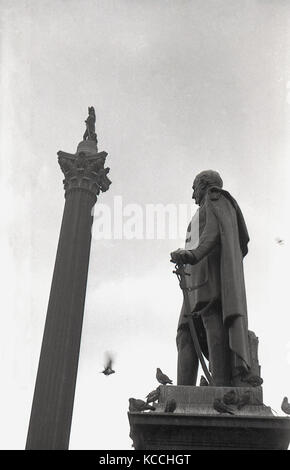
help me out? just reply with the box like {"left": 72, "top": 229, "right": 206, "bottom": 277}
{"left": 88, "top": 106, "right": 95, "bottom": 116}
{"left": 192, "top": 170, "right": 223, "bottom": 205}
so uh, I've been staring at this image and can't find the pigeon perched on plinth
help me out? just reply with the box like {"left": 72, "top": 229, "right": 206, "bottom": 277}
{"left": 281, "top": 397, "right": 290, "bottom": 415}
{"left": 129, "top": 398, "right": 156, "bottom": 412}
{"left": 241, "top": 375, "right": 263, "bottom": 387}
{"left": 156, "top": 368, "right": 173, "bottom": 385}
{"left": 146, "top": 386, "right": 161, "bottom": 404}
{"left": 223, "top": 390, "right": 238, "bottom": 406}
{"left": 101, "top": 353, "right": 115, "bottom": 376}
{"left": 213, "top": 398, "right": 235, "bottom": 415}
{"left": 199, "top": 376, "right": 209, "bottom": 387}
{"left": 164, "top": 399, "right": 177, "bottom": 413}
{"left": 237, "top": 390, "right": 251, "bottom": 410}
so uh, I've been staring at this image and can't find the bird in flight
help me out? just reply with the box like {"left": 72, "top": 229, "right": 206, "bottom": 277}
{"left": 100, "top": 353, "right": 115, "bottom": 376}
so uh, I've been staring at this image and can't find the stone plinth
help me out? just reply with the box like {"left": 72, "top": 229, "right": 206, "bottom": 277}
{"left": 128, "top": 386, "right": 290, "bottom": 450}
{"left": 156, "top": 385, "right": 271, "bottom": 416}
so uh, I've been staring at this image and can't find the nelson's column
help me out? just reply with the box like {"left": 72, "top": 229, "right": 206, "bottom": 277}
{"left": 26, "top": 107, "right": 111, "bottom": 450}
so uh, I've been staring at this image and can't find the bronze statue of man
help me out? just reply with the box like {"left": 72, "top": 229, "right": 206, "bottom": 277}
{"left": 171, "top": 170, "right": 251, "bottom": 387}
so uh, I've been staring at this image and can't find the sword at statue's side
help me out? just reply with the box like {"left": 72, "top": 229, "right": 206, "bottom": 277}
{"left": 172, "top": 261, "right": 214, "bottom": 386}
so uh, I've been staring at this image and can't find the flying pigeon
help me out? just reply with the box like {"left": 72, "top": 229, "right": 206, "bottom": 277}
{"left": 129, "top": 398, "right": 156, "bottom": 412}
{"left": 156, "top": 368, "right": 173, "bottom": 385}
{"left": 223, "top": 390, "right": 239, "bottom": 406}
{"left": 213, "top": 398, "right": 235, "bottom": 415}
{"left": 237, "top": 390, "right": 251, "bottom": 410}
{"left": 281, "top": 397, "right": 290, "bottom": 415}
{"left": 101, "top": 353, "right": 115, "bottom": 376}
{"left": 146, "top": 386, "right": 161, "bottom": 404}
{"left": 164, "top": 399, "right": 177, "bottom": 413}
{"left": 199, "top": 376, "right": 209, "bottom": 387}
{"left": 241, "top": 375, "right": 263, "bottom": 387}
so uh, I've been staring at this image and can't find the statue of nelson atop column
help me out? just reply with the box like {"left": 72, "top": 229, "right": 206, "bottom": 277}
{"left": 171, "top": 170, "right": 258, "bottom": 387}
{"left": 83, "top": 106, "right": 98, "bottom": 143}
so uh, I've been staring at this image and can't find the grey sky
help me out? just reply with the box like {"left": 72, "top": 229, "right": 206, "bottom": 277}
{"left": 1, "top": 0, "right": 290, "bottom": 449}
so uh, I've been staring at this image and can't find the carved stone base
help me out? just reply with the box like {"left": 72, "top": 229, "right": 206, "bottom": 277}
{"left": 76, "top": 140, "right": 98, "bottom": 156}
{"left": 128, "top": 386, "right": 290, "bottom": 450}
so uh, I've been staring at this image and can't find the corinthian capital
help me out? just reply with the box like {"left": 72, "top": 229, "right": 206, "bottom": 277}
{"left": 57, "top": 140, "right": 111, "bottom": 200}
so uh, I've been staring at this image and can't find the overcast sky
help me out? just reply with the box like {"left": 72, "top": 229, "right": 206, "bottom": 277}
{"left": 1, "top": 0, "right": 290, "bottom": 449}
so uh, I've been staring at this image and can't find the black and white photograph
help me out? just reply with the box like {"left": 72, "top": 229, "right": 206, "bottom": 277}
{"left": 1, "top": 0, "right": 290, "bottom": 453}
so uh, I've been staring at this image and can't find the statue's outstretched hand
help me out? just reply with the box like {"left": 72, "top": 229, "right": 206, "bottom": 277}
{"left": 170, "top": 249, "right": 196, "bottom": 265}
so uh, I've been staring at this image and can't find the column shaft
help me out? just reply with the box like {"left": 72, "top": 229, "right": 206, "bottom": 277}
{"left": 26, "top": 188, "right": 95, "bottom": 449}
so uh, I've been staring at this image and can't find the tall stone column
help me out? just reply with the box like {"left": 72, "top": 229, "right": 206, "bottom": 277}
{"left": 26, "top": 139, "right": 111, "bottom": 450}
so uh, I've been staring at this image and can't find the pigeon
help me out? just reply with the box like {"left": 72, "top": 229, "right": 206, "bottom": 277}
{"left": 275, "top": 237, "right": 284, "bottom": 245}
{"left": 237, "top": 390, "right": 251, "bottom": 410}
{"left": 101, "top": 353, "right": 115, "bottom": 376}
{"left": 164, "top": 399, "right": 177, "bottom": 413}
{"left": 156, "top": 368, "right": 173, "bottom": 385}
{"left": 281, "top": 397, "right": 290, "bottom": 415}
{"left": 242, "top": 375, "right": 263, "bottom": 387}
{"left": 146, "top": 386, "right": 161, "bottom": 404}
{"left": 199, "top": 376, "right": 209, "bottom": 387}
{"left": 129, "top": 398, "right": 156, "bottom": 412}
{"left": 213, "top": 398, "right": 235, "bottom": 415}
{"left": 223, "top": 390, "right": 239, "bottom": 406}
